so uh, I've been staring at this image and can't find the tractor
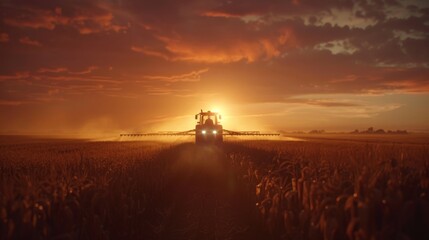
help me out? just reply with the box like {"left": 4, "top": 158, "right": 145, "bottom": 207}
{"left": 195, "top": 110, "right": 223, "bottom": 144}
{"left": 120, "top": 109, "right": 280, "bottom": 144}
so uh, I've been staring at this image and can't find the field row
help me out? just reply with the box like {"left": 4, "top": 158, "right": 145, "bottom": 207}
{"left": 1, "top": 139, "right": 429, "bottom": 240}
{"left": 225, "top": 141, "right": 429, "bottom": 240}
{"left": 0, "top": 141, "right": 176, "bottom": 239}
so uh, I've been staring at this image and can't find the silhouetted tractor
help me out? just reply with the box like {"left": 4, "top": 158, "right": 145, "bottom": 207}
{"left": 195, "top": 110, "right": 223, "bottom": 144}
{"left": 120, "top": 109, "right": 279, "bottom": 144}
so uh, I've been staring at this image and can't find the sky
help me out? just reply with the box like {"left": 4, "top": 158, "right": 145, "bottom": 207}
{"left": 0, "top": 0, "right": 428, "bottom": 135}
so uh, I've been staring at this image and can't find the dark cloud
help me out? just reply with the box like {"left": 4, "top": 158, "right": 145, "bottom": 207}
{"left": 2, "top": 0, "right": 128, "bottom": 34}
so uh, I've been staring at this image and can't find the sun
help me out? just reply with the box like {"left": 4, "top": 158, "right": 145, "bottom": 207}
{"left": 201, "top": 99, "right": 233, "bottom": 124}
{"left": 212, "top": 107, "right": 222, "bottom": 113}
{"left": 209, "top": 105, "right": 228, "bottom": 117}
{"left": 208, "top": 101, "right": 229, "bottom": 114}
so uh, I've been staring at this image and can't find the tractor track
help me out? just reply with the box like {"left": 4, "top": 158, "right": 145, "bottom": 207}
{"left": 143, "top": 143, "right": 270, "bottom": 240}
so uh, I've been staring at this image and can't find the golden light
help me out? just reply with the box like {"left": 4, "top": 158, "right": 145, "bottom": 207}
{"left": 206, "top": 102, "right": 229, "bottom": 121}
{"left": 210, "top": 106, "right": 224, "bottom": 114}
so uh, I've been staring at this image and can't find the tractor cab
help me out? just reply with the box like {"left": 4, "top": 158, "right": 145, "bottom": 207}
{"left": 195, "top": 110, "right": 223, "bottom": 144}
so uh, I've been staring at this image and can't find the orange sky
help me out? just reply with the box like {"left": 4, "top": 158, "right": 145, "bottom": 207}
{"left": 1, "top": 0, "right": 428, "bottom": 135}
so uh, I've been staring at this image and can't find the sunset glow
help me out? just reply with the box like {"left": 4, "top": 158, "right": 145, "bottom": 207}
{"left": 1, "top": 0, "right": 428, "bottom": 135}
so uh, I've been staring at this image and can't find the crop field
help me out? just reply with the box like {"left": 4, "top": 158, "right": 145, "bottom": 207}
{"left": 1, "top": 135, "right": 429, "bottom": 240}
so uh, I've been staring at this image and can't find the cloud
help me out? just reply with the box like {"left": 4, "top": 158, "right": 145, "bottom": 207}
{"left": 324, "top": 104, "right": 403, "bottom": 118}
{"left": 123, "top": 0, "right": 426, "bottom": 65}
{"left": 200, "top": 11, "right": 240, "bottom": 18}
{"left": 38, "top": 67, "right": 68, "bottom": 73}
{"left": 142, "top": 87, "right": 190, "bottom": 96}
{"left": 4, "top": 8, "right": 60, "bottom": 30}
{"left": 314, "top": 39, "right": 358, "bottom": 55}
{"left": 0, "top": 72, "right": 30, "bottom": 81}
{"left": 37, "top": 66, "right": 99, "bottom": 75}
{"left": 0, "top": 66, "right": 122, "bottom": 106}
{"left": 383, "top": 80, "right": 429, "bottom": 93}
{"left": 70, "top": 66, "right": 99, "bottom": 75}
{"left": 19, "top": 36, "right": 42, "bottom": 46}
{"left": 132, "top": 27, "right": 295, "bottom": 63}
{"left": 3, "top": 3, "right": 128, "bottom": 34}
{"left": 278, "top": 93, "right": 406, "bottom": 120}
{"left": 285, "top": 97, "right": 361, "bottom": 107}
{"left": 1, "top": 0, "right": 429, "bottom": 134}
{"left": 157, "top": 29, "right": 294, "bottom": 63}
{"left": 140, "top": 68, "right": 209, "bottom": 82}
{"left": 131, "top": 46, "right": 170, "bottom": 60}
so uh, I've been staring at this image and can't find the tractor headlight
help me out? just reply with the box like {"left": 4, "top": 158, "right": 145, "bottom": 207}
{"left": 212, "top": 130, "right": 217, "bottom": 134}
{"left": 201, "top": 130, "right": 206, "bottom": 134}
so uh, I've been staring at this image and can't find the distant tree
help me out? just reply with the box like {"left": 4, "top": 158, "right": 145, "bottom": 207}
{"left": 309, "top": 130, "right": 325, "bottom": 134}
{"left": 352, "top": 128, "right": 408, "bottom": 134}
{"left": 375, "top": 129, "right": 385, "bottom": 134}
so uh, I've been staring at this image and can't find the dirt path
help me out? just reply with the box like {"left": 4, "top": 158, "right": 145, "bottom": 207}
{"left": 144, "top": 143, "right": 270, "bottom": 240}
